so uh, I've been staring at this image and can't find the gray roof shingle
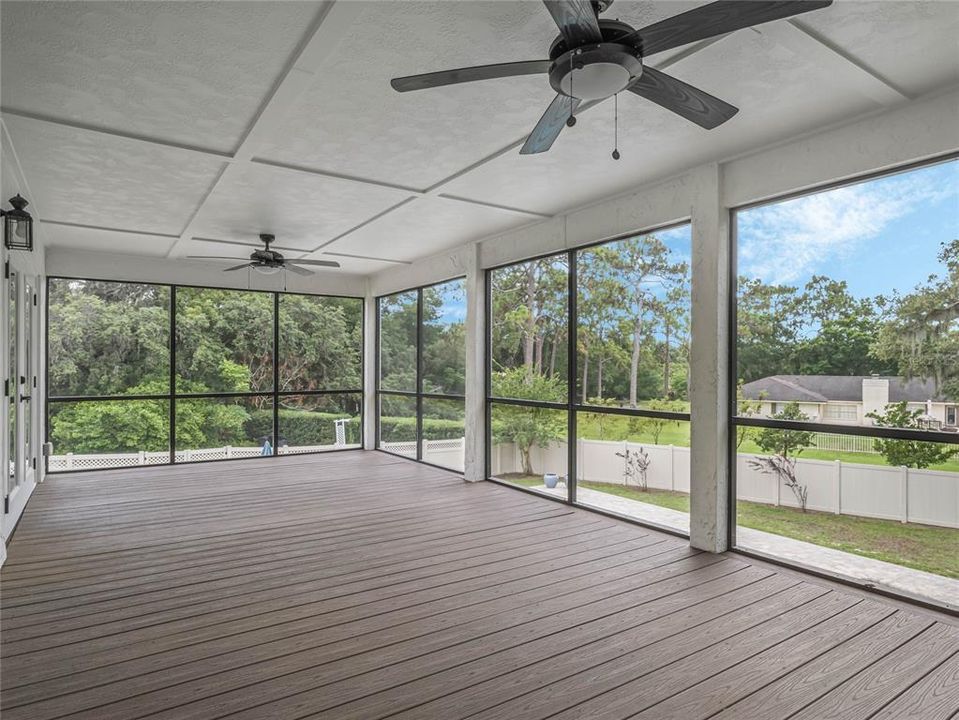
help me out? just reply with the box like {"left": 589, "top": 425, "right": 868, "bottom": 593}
{"left": 741, "top": 375, "right": 944, "bottom": 403}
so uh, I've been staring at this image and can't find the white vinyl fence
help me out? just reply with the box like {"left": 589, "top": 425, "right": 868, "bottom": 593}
{"left": 49, "top": 436, "right": 958, "bottom": 529}
{"left": 48, "top": 442, "right": 358, "bottom": 471}
{"left": 492, "top": 439, "right": 959, "bottom": 529}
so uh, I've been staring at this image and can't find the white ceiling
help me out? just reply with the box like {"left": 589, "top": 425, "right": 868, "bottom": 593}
{"left": 2, "top": 1, "right": 958, "bottom": 275}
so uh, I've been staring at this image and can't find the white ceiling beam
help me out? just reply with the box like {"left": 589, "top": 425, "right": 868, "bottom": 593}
{"left": 757, "top": 20, "right": 909, "bottom": 107}
{"left": 0, "top": 108, "right": 235, "bottom": 163}
{"left": 39, "top": 219, "right": 180, "bottom": 239}
{"left": 322, "top": 251, "right": 412, "bottom": 265}
{"left": 250, "top": 158, "right": 426, "bottom": 195}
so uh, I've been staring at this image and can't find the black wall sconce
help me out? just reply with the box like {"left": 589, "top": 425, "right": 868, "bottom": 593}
{"left": 2, "top": 194, "right": 33, "bottom": 251}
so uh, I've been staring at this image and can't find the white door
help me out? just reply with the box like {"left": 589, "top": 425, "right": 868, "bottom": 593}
{"left": 5, "top": 265, "right": 37, "bottom": 516}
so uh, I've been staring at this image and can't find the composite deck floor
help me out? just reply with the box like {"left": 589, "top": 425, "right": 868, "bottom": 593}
{"left": 1, "top": 452, "right": 958, "bottom": 720}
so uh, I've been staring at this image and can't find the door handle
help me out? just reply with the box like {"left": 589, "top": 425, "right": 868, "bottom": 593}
{"left": 19, "top": 394, "right": 30, "bottom": 403}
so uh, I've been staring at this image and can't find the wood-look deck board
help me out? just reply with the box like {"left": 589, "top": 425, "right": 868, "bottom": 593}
{"left": 1, "top": 450, "right": 955, "bottom": 720}
{"left": 2, "top": 511, "right": 596, "bottom": 613}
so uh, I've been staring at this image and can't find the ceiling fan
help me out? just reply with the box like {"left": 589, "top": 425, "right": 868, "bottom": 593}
{"left": 187, "top": 234, "right": 340, "bottom": 276}
{"left": 391, "top": 0, "right": 832, "bottom": 154}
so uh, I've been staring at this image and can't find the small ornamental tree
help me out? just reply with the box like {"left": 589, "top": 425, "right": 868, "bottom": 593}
{"left": 755, "top": 402, "right": 815, "bottom": 458}
{"left": 867, "top": 401, "right": 958, "bottom": 469}
{"left": 748, "top": 454, "right": 809, "bottom": 512}
{"left": 616, "top": 446, "right": 651, "bottom": 491}
{"left": 490, "top": 368, "right": 566, "bottom": 475}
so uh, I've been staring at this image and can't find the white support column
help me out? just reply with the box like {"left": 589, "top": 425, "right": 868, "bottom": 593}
{"left": 463, "top": 243, "right": 486, "bottom": 482}
{"left": 363, "top": 281, "right": 377, "bottom": 451}
{"left": 689, "top": 163, "right": 731, "bottom": 553}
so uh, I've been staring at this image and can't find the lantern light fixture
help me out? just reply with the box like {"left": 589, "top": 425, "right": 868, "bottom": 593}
{"left": 2, "top": 194, "right": 33, "bottom": 252}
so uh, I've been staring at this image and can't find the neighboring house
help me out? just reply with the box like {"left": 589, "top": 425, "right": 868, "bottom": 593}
{"left": 741, "top": 375, "right": 959, "bottom": 430}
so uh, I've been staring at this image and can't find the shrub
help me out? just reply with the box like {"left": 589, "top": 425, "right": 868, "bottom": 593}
{"left": 247, "top": 411, "right": 464, "bottom": 447}
{"left": 247, "top": 409, "right": 360, "bottom": 447}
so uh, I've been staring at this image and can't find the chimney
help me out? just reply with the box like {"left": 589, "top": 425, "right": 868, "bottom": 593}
{"left": 862, "top": 377, "right": 889, "bottom": 424}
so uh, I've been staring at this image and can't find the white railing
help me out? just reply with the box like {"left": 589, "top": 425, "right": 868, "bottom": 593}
{"left": 809, "top": 432, "right": 878, "bottom": 454}
{"left": 48, "top": 442, "right": 357, "bottom": 472}
{"left": 380, "top": 437, "right": 465, "bottom": 471}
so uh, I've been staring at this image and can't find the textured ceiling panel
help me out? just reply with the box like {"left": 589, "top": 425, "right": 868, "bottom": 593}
{"left": 39, "top": 224, "right": 176, "bottom": 257}
{"left": 3, "top": 114, "right": 225, "bottom": 235}
{"left": 188, "top": 162, "right": 413, "bottom": 252}
{"left": 0, "top": 0, "right": 954, "bottom": 269}
{"left": 324, "top": 197, "right": 532, "bottom": 261}
{"left": 797, "top": 1, "right": 959, "bottom": 97}
{"left": 0, "top": 1, "right": 323, "bottom": 153}
{"left": 256, "top": 1, "right": 567, "bottom": 189}
{"left": 442, "top": 27, "right": 879, "bottom": 215}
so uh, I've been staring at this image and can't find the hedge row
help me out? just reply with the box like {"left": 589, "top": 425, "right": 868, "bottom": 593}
{"left": 246, "top": 409, "right": 464, "bottom": 446}
{"left": 379, "top": 416, "right": 464, "bottom": 442}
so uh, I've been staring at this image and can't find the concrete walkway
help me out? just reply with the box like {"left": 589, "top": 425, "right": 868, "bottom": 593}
{"left": 537, "top": 483, "right": 958, "bottom": 611}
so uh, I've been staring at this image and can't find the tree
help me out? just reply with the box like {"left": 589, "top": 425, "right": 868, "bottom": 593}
{"left": 627, "top": 398, "right": 686, "bottom": 444}
{"left": 755, "top": 402, "right": 815, "bottom": 457}
{"left": 873, "top": 239, "right": 959, "bottom": 400}
{"left": 490, "top": 368, "right": 566, "bottom": 475}
{"left": 793, "top": 276, "right": 890, "bottom": 376}
{"left": 735, "top": 380, "right": 763, "bottom": 449}
{"left": 736, "top": 277, "right": 801, "bottom": 383}
{"left": 867, "top": 401, "right": 958, "bottom": 469}
{"left": 577, "top": 247, "right": 621, "bottom": 403}
{"left": 489, "top": 257, "right": 568, "bottom": 388}
{"left": 608, "top": 236, "right": 687, "bottom": 407}
{"left": 378, "top": 290, "right": 419, "bottom": 391}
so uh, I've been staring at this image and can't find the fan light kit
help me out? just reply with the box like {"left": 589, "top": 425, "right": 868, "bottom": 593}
{"left": 391, "top": 0, "right": 832, "bottom": 155}
{"left": 187, "top": 234, "right": 340, "bottom": 276}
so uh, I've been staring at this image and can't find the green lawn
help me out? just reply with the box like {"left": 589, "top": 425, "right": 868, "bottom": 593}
{"left": 575, "top": 413, "right": 959, "bottom": 472}
{"left": 497, "top": 473, "right": 958, "bottom": 578}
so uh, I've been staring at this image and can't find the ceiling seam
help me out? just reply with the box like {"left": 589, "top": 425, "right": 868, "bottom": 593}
{"left": 0, "top": 108, "right": 235, "bottom": 161}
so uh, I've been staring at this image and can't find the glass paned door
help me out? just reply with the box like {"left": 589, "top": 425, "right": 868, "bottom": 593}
{"left": 21, "top": 278, "right": 34, "bottom": 487}
{"left": 6, "top": 270, "right": 17, "bottom": 499}
{"left": 5, "top": 268, "right": 37, "bottom": 510}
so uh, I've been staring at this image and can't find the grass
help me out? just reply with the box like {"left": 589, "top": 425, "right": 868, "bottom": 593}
{"left": 496, "top": 473, "right": 959, "bottom": 578}
{"left": 575, "top": 413, "right": 959, "bottom": 471}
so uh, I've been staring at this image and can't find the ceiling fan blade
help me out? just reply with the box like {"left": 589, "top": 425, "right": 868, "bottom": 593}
{"left": 542, "top": 0, "right": 602, "bottom": 47}
{"left": 223, "top": 262, "right": 254, "bottom": 272}
{"left": 520, "top": 94, "right": 581, "bottom": 155}
{"left": 284, "top": 264, "right": 314, "bottom": 277}
{"left": 289, "top": 259, "right": 342, "bottom": 268}
{"left": 391, "top": 60, "right": 550, "bottom": 92}
{"left": 186, "top": 255, "right": 249, "bottom": 261}
{"left": 627, "top": 67, "right": 738, "bottom": 129}
{"left": 625, "top": 0, "right": 832, "bottom": 57}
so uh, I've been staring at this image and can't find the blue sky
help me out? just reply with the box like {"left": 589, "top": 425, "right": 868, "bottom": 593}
{"left": 438, "top": 159, "right": 957, "bottom": 323}
{"left": 433, "top": 278, "right": 467, "bottom": 324}
{"left": 737, "top": 159, "right": 959, "bottom": 299}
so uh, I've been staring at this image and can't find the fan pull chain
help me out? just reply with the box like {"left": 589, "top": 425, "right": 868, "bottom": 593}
{"left": 566, "top": 51, "right": 577, "bottom": 127}
{"left": 612, "top": 93, "right": 621, "bottom": 160}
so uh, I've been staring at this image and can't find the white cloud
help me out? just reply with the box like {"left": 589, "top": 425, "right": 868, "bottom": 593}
{"left": 738, "top": 165, "right": 957, "bottom": 285}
